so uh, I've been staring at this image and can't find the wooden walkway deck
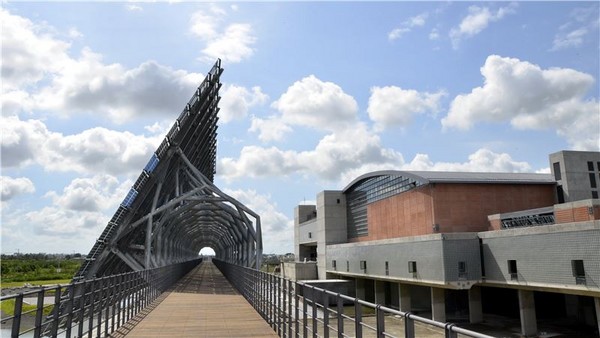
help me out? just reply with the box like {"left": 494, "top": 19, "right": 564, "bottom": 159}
{"left": 112, "top": 260, "right": 278, "bottom": 338}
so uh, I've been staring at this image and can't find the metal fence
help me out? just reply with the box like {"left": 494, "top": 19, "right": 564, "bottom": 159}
{"left": 214, "top": 259, "right": 494, "bottom": 338}
{"left": 1, "top": 259, "right": 201, "bottom": 338}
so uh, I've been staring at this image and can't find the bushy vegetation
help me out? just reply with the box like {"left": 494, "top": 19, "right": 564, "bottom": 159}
{"left": 1, "top": 254, "right": 83, "bottom": 283}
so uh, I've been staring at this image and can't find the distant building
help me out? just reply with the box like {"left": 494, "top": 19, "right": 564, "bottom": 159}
{"left": 290, "top": 150, "right": 600, "bottom": 337}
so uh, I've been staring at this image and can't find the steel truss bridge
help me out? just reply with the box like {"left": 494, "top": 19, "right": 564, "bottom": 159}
{"left": 74, "top": 59, "right": 262, "bottom": 280}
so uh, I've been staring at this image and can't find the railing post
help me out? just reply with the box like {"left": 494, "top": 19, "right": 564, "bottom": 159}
{"left": 445, "top": 323, "right": 458, "bottom": 338}
{"left": 322, "top": 289, "right": 329, "bottom": 338}
{"left": 311, "top": 286, "right": 317, "bottom": 338}
{"left": 376, "top": 305, "right": 385, "bottom": 338}
{"left": 51, "top": 285, "right": 62, "bottom": 337}
{"left": 33, "top": 288, "right": 45, "bottom": 337}
{"left": 302, "top": 284, "right": 308, "bottom": 338}
{"left": 282, "top": 276, "right": 287, "bottom": 336}
{"left": 65, "top": 284, "right": 76, "bottom": 337}
{"left": 88, "top": 278, "right": 96, "bottom": 337}
{"left": 354, "top": 299, "right": 362, "bottom": 338}
{"left": 77, "top": 281, "right": 87, "bottom": 338}
{"left": 404, "top": 312, "right": 415, "bottom": 338}
{"left": 288, "top": 279, "right": 293, "bottom": 338}
{"left": 11, "top": 293, "right": 23, "bottom": 338}
{"left": 336, "top": 294, "right": 344, "bottom": 338}
{"left": 295, "top": 282, "right": 300, "bottom": 338}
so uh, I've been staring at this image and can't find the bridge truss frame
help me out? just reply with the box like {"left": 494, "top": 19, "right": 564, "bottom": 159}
{"left": 74, "top": 59, "right": 262, "bottom": 280}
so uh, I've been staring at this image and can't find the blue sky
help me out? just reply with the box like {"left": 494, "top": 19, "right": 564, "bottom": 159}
{"left": 2, "top": 1, "right": 599, "bottom": 255}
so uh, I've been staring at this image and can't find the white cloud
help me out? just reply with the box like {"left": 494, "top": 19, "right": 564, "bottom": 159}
{"left": 45, "top": 175, "right": 128, "bottom": 212}
{"left": 449, "top": 3, "right": 517, "bottom": 49}
{"left": 1, "top": 9, "right": 204, "bottom": 123}
{"left": 367, "top": 86, "right": 446, "bottom": 131}
{"left": 220, "top": 84, "right": 268, "bottom": 123}
{"left": 551, "top": 6, "right": 598, "bottom": 51}
{"left": 0, "top": 9, "right": 71, "bottom": 91}
{"left": 270, "top": 75, "right": 359, "bottom": 132}
{"left": 223, "top": 189, "right": 294, "bottom": 253}
{"left": 1, "top": 176, "right": 35, "bottom": 201}
{"left": 249, "top": 116, "right": 293, "bottom": 142}
{"left": 403, "top": 148, "right": 532, "bottom": 172}
{"left": 219, "top": 123, "right": 403, "bottom": 181}
{"left": 33, "top": 55, "right": 203, "bottom": 123}
{"left": 429, "top": 28, "right": 440, "bottom": 40}
{"left": 1, "top": 116, "right": 162, "bottom": 175}
{"left": 189, "top": 8, "right": 257, "bottom": 63}
{"left": 388, "top": 13, "right": 428, "bottom": 41}
{"left": 125, "top": 4, "right": 143, "bottom": 12}
{"left": 442, "top": 55, "right": 599, "bottom": 150}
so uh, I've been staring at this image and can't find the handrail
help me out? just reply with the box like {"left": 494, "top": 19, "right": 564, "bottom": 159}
{"left": 1, "top": 259, "right": 201, "bottom": 338}
{"left": 213, "top": 259, "right": 495, "bottom": 338}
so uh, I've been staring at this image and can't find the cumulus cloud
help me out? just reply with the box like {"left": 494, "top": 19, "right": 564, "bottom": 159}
{"left": 249, "top": 116, "right": 293, "bottom": 142}
{"left": 189, "top": 7, "right": 256, "bottom": 63}
{"left": 1, "top": 176, "right": 35, "bottom": 201}
{"left": 388, "top": 13, "right": 428, "bottom": 41}
{"left": 219, "top": 84, "right": 268, "bottom": 123}
{"left": 271, "top": 75, "right": 358, "bottom": 131}
{"left": 551, "top": 6, "right": 598, "bottom": 51}
{"left": 367, "top": 86, "right": 446, "bottom": 131}
{"left": 1, "top": 115, "right": 161, "bottom": 175}
{"left": 219, "top": 123, "right": 403, "bottom": 181}
{"left": 224, "top": 189, "right": 294, "bottom": 253}
{"left": 450, "top": 3, "right": 517, "bottom": 49}
{"left": 1, "top": 9, "right": 71, "bottom": 91}
{"left": 442, "top": 55, "right": 599, "bottom": 150}
{"left": 403, "top": 148, "right": 532, "bottom": 172}
{"left": 1, "top": 9, "right": 204, "bottom": 123}
{"left": 45, "top": 175, "right": 128, "bottom": 212}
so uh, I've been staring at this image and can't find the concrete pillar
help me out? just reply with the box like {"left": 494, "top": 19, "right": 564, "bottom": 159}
{"left": 518, "top": 290, "right": 537, "bottom": 337}
{"left": 355, "top": 278, "right": 366, "bottom": 300}
{"left": 398, "top": 283, "right": 411, "bottom": 312}
{"left": 431, "top": 287, "right": 446, "bottom": 322}
{"left": 374, "top": 280, "right": 386, "bottom": 305}
{"left": 594, "top": 297, "right": 600, "bottom": 337}
{"left": 564, "top": 294, "right": 579, "bottom": 318}
{"left": 468, "top": 286, "right": 483, "bottom": 324}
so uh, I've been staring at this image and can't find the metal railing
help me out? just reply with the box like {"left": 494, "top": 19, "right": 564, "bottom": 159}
{"left": 214, "top": 259, "right": 494, "bottom": 338}
{"left": 1, "top": 259, "right": 201, "bottom": 338}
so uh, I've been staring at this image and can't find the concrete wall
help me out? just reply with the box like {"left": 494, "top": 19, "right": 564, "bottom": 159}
{"left": 550, "top": 150, "right": 600, "bottom": 203}
{"left": 326, "top": 234, "right": 481, "bottom": 286}
{"left": 282, "top": 262, "right": 318, "bottom": 280}
{"left": 480, "top": 221, "right": 600, "bottom": 295}
{"left": 295, "top": 205, "right": 317, "bottom": 259}
{"left": 315, "top": 191, "right": 347, "bottom": 279}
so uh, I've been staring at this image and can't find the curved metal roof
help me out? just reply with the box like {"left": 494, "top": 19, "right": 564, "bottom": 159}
{"left": 343, "top": 170, "right": 555, "bottom": 193}
{"left": 74, "top": 60, "right": 262, "bottom": 280}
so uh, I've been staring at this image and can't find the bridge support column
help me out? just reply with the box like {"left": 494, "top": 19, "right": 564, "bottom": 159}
{"left": 594, "top": 297, "right": 600, "bottom": 337}
{"left": 518, "top": 289, "right": 537, "bottom": 337}
{"left": 374, "top": 280, "right": 386, "bottom": 305}
{"left": 431, "top": 287, "right": 446, "bottom": 322}
{"left": 468, "top": 286, "right": 483, "bottom": 323}
{"left": 398, "top": 283, "right": 411, "bottom": 312}
{"left": 355, "top": 278, "right": 366, "bottom": 300}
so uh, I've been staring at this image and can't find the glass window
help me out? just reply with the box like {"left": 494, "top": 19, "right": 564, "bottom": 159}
{"left": 588, "top": 161, "right": 594, "bottom": 171}
{"left": 553, "top": 162, "right": 562, "bottom": 180}
{"left": 572, "top": 260, "right": 585, "bottom": 277}
{"left": 589, "top": 173, "right": 597, "bottom": 188}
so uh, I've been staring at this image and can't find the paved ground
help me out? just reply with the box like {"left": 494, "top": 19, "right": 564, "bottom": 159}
{"left": 112, "top": 262, "right": 278, "bottom": 338}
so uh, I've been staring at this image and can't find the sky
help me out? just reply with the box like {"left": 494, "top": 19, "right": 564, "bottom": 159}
{"left": 1, "top": 1, "right": 599, "bottom": 256}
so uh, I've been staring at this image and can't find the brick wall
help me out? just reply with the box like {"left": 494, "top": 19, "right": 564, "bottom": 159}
{"left": 356, "top": 183, "right": 555, "bottom": 241}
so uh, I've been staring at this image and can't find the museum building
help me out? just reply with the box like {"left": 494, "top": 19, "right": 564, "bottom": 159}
{"left": 290, "top": 150, "right": 600, "bottom": 337}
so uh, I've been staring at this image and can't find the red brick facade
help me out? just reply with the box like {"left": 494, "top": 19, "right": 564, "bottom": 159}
{"left": 349, "top": 183, "right": 555, "bottom": 242}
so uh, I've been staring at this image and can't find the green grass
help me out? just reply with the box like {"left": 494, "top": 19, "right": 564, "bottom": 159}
{"left": 1, "top": 279, "right": 72, "bottom": 289}
{"left": 1, "top": 299, "right": 54, "bottom": 317}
